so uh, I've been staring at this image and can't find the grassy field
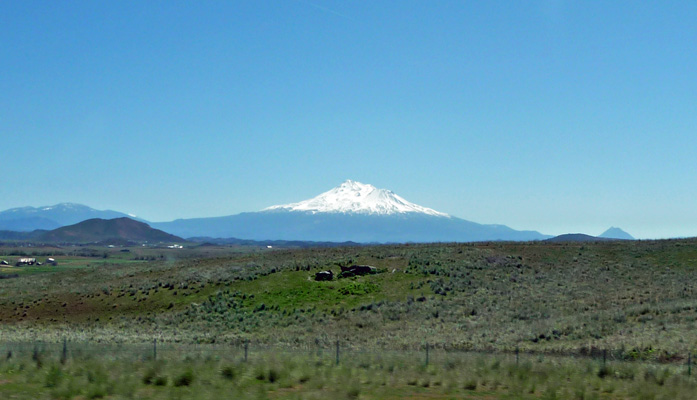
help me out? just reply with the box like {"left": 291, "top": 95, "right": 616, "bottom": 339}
{"left": 1, "top": 342, "right": 695, "bottom": 399}
{"left": 0, "top": 243, "right": 267, "bottom": 276}
{"left": 1, "top": 239, "right": 697, "bottom": 398}
{"left": 1, "top": 240, "right": 697, "bottom": 355}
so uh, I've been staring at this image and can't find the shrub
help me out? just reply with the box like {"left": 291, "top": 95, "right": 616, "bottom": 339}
{"left": 464, "top": 380, "right": 477, "bottom": 390}
{"left": 45, "top": 365, "right": 63, "bottom": 388}
{"left": 221, "top": 366, "right": 235, "bottom": 380}
{"left": 87, "top": 386, "right": 107, "bottom": 399}
{"left": 347, "top": 387, "right": 360, "bottom": 399}
{"left": 154, "top": 376, "right": 168, "bottom": 386}
{"left": 267, "top": 368, "right": 280, "bottom": 383}
{"left": 598, "top": 365, "right": 612, "bottom": 379}
{"left": 174, "top": 370, "right": 194, "bottom": 387}
{"left": 142, "top": 369, "right": 156, "bottom": 385}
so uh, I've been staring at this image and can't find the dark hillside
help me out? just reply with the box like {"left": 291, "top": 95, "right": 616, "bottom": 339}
{"left": 546, "top": 233, "right": 614, "bottom": 242}
{"left": 37, "top": 217, "right": 184, "bottom": 244}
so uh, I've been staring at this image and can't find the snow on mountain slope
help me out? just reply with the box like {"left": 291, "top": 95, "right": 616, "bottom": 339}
{"left": 4, "top": 203, "right": 88, "bottom": 214}
{"left": 264, "top": 180, "right": 450, "bottom": 217}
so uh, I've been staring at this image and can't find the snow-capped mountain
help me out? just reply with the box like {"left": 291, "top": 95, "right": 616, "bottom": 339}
{"left": 152, "top": 180, "right": 550, "bottom": 242}
{"left": 264, "top": 180, "right": 449, "bottom": 217}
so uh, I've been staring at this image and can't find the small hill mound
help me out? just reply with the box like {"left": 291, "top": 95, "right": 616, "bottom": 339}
{"left": 599, "top": 227, "right": 634, "bottom": 240}
{"left": 546, "top": 233, "right": 614, "bottom": 243}
{"left": 37, "top": 218, "right": 184, "bottom": 244}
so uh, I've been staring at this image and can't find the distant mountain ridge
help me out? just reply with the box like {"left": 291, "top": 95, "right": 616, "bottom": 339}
{"left": 188, "top": 236, "right": 361, "bottom": 248}
{"left": 547, "top": 227, "right": 635, "bottom": 243}
{"left": 152, "top": 180, "right": 549, "bottom": 242}
{"left": 153, "top": 211, "right": 548, "bottom": 243}
{"left": 0, "top": 230, "right": 46, "bottom": 241}
{"left": 0, "top": 203, "right": 141, "bottom": 232}
{"left": 0, "top": 181, "right": 561, "bottom": 243}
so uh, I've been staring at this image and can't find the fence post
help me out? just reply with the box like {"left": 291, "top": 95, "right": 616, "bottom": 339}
{"left": 336, "top": 340, "right": 340, "bottom": 366}
{"left": 153, "top": 338, "right": 157, "bottom": 361}
{"left": 688, "top": 353, "right": 692, "bottom": 376}
{"left": 60, "top": 338, "right": 67, "bottom": 364}
{"left": 32, "top": 343, "right": 39, "bottom": 364}
{"left": 244, "top": 340, "right": 248, "bottom": 363}
{"left": 425, "top": 343, "right": 429, "bottom": 366}
{"left": 602, "top": 349, "right": 607, "bottom": 368}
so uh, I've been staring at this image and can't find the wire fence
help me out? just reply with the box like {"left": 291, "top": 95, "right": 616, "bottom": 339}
{"left": 0, "top": 339, "right": 694, "bottom": 377}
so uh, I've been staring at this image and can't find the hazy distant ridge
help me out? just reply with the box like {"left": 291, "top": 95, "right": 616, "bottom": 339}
{"left": 152, "top": 211, "right": 548, "bottom": 243}
{"left": 546, "top": 227, "right": 635, "bottom": 243}
{"left": 0, "top": 181, "right": 557, "bottom": 243}
{"left": 153, "top": 181, "right": 549, "bottom": 242}
{"left": 598, "top": 227, "right": 635, "bottom": 240}
{"left": 0, "top": 203, "right": 141, "bottom": 232}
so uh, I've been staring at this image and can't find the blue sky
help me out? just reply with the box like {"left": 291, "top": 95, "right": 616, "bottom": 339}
{"left": 2, "top": 1, "right": 696, "bottom": 239}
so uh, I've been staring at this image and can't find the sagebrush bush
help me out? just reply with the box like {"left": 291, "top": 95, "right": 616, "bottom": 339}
{"left": 221, "top": 366, "right": 235, "bottom": 380}
{"left": 174, "top": 370, "right": 194, "bottom": 387}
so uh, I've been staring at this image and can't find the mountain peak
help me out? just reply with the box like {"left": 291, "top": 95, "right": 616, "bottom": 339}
{"left": 338, "top": 179, "right": 374, "bottom": 191}
{"left": 598, "top": 227, "right": 635, "bottom": 240}
{"left": 263, "top": 180, "right": 449, "bottom": 217}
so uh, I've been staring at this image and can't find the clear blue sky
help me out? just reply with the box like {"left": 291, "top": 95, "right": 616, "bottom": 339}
{"left": 2, "top": 1, "right": 696, "bottom": 239}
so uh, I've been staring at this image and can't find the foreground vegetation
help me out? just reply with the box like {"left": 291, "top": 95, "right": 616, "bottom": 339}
{"left": 1, "top": 239, "right": 697, "bottom": 357}
{"left": 1, "top": 342, "right": 695, "bottom": 399}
